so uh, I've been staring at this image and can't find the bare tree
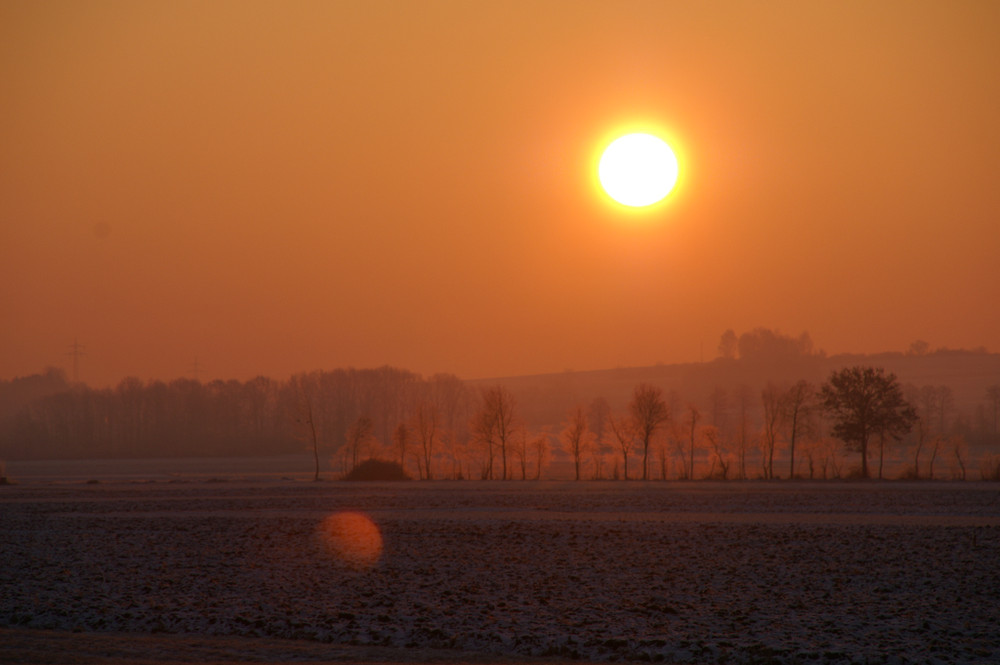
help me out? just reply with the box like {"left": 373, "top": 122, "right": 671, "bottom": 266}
{"left": 413, "top": 402, "right": 439, "bottom": 480}
{"left": 877, "top": 395, "right": 920, "bottom": 480}
{"left": 709, "top": 387, "right": 730, "bottom": 438}
{"left": 471, "top": 405, "right": 495, "bottom": 479}
{"left": 512, "top": 430, "right": 529, "bottom": 480}
{"left": 473, "top": 385, "right": 518, "bottom": 480}
{"left": 656, "top": 439, "right": 670, "bottom": 480}
{"left": 987, "top": 385, "right": 1000, "bottom": 437}
{"left": 531, "top": 431, "right": 550, "bottom": 480}
{"left": 704, "top": 425, "right": 729, "bottom": 479}
{"left": 803, "top": 439, "right": 817, "bottom": 479}
{"left": 784, "top": 380, "right": 816, "bottom": 479}
{"left": 935, "top": 386, "right": 955, "bottom": 437}
{"left": 630, "top": 383, "right": 670, "bottom": 481}
{"left": 392, "top": 422, "right": 410, "bottom": 471}
{"left": 562, "top": 405, "right": 591, "bottom": 481}
{"left": 951, "top": 435, "right": 969, "bottom": 480}
{"left": 587, "top": 397, "right": 611, "bottom": 447}
{"left": 927, "top": 435, "right": 944, "bottom": 479}
{"left": 346, "top": 415, "right": 376, "bottom": 472}
{"left": 607, "top": 412, "right": 636, "bottom": 480}
{"left": 428, "top": 373, "right": 471, "bottom": 477}
{"left": 734, "top": 384, "right": 754, "bottom": 480}
{"left": 590, "top": 436, "right": 613, "bottom": 479}
{"left": 906, "top": 385, "right": 935, "bottom": 478}
{"left": 290, "top": 372, "right": 322, "bottom": 481}
{"left": 760, "top": 383, "right": 783, "bottom": 479}
{"left": 683, "top": 404, "right": 700, "bottom": 480}
{"left": 815, "top": 437, "right": 842, "bottom": 479}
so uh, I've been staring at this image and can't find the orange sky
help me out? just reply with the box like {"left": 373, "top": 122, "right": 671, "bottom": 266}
{"left": 3, "top": 1, "right": 999, "bottom": 387}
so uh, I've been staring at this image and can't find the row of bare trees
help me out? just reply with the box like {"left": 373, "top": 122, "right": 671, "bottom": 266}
{"left": 1, "top": 365, "right": 997, "bottom": 481}
{"left": 556, "top": 370, "right": 995, "bottom": 482}
{"left": 0, "top": 367, "right": 551, "bottom": 480}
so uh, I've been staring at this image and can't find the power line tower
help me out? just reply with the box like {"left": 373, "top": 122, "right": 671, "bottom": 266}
{"left": 67, "top": 338, "right": 86, "bottom": 384}
{"left": 190, "top": 356, "right": 203, "bottom": 382}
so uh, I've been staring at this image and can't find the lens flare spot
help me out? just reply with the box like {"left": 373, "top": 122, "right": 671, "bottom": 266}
{"left": 318, "top": 512, "right": 383, "bottom": 569}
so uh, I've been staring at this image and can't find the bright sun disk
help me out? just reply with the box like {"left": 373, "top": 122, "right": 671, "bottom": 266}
{"left": 598, "top": 133, "right": 678, "bottom": 207}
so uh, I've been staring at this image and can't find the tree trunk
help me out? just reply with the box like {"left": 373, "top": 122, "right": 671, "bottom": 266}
{"left": 860, "top": 433, "right": 869, "bottom": 478}
{"left": 642, "top": 440, "right": 649, "bottom": 481}
{"left": 788, "top": 425, "right": 797, "bottom": 480}
{"left": 877, "top": 431, "right": 885, "bottom": 480}
{"left": 309, "top": 418, "right": 319, "bottom": 481}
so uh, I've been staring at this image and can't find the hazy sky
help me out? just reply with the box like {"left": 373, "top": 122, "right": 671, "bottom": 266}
{"left": 3, "top": 1, "right": 999, "bottom": 387}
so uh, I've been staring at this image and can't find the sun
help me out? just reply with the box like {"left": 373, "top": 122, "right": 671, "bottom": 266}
{"left": 598, "top": 133, "right": 679, "bottom": 207}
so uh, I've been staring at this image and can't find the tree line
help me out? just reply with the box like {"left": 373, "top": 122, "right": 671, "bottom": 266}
{"left": 0, "top": 367, "right": 548, "bottom": 480}
{"left": 2, "top": 358, "right": 998, "bottom": 481}
{"left": 561, "top": 367, "right": 998, "bottom": 481}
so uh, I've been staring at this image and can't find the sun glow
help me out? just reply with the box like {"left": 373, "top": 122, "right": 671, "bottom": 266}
{"left": 598, "top": 133, "right": 679, "bottom": 207}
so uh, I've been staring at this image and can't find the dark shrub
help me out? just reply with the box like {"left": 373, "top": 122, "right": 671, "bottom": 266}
{"left": 343, "top": 458, "right": 411, "bottom": 481}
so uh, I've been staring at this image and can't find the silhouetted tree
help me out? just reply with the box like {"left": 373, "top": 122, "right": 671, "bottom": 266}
{"left": 734, "top": 384, "right": 754, "bottom": 480}
{"left": 717, "top": 329, "right": 738, "bottom": 360}
{"left": 705, "top": 425, "right": 729, "bottom": 479}
{"left": 587, "top": 397, "right": 611, "bottom": 447}
{"left": 607, "top": 411, "right": 636, "bottom": 480}
{"left": 346, "top": 415, "right": 376, "bottom": 472}
{"left": 509, "top": 430, "right": 524, "bottom": 479}
{"left": 0, "top": 368, "right": 70, "bottom": 426}
{"left": 392, "top": 422, "right": 410, "bottom": 472}
{"left": 413, "top": 402, "right": 438, "bottom": 480}
{"left": 950, "top": 435, "right": 969, "bottom": 480}
{"left": 912, "top": 385, "right": 953, "bottom": 479}
{"left": 737, "top": 328, "right": 815, "bottom": 363}
{"left": 905, "top": 385, "right": 932, "bottom": 478}
{"left": 474, "top": 385, "right": 518, "bottom": 479}
{"left": 988, "top": 385, "right": 1000, "bottom": 437}
{"left": 684, "top": 404, "right": 700, "bottom": 480}
{"left": 760, "top": 383, "right": 783, "bottom": 479}
{"left": 934, "top": 386, "right": 955, "bottom": 436}
{"left": 471, "top": 404, "right": 495, "bottom": 479}
{"left": 562, "top": 405, "right": 591, "bottom": 481}
{"left": 784, "top": 380, "right": 816, "bottom": 479}
{"left": 630, "top": 383, "right": 670, "bottom": 481}
{"left": 428, "top": 373, "right": 472, "bottom": 478}
{"left": 531, "top": 431, "right": 550, "bottom": 480}
{"left": 709, "top": 387, "right": 729, "bottom": 437}
{"left": 821, "top": 367, "right": 917, "bottom": 479}
{"left": 244, "top": 375, "right": 280, "bottom": 449}
{"left": 290, "top": 372, "right": 322, "bottom": 480}
{"left": 590, "top": 436, "right": 613, "bottom": 479}
{"left": 927, "top": 435, "right": 944, "bottom": 479}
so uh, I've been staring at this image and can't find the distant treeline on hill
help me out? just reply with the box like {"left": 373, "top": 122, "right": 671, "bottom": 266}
{"left": 0, "top": 366, "right": 462, "bottom": 464}
{"left": 1, "top": 329, "right": 999, "bottom": 481}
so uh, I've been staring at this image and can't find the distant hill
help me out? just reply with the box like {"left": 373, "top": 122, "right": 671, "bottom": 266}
{"left": 472, "top": 350, "right": 1000, "bottom": 432}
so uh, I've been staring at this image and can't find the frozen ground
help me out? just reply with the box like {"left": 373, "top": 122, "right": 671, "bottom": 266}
{"left": 2, "top": 480, "right": 999, "bottom": 664}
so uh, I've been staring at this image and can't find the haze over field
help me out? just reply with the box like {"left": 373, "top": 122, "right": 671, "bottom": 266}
{"left": 3, "top": 1, "right": 999, "bottom": 387}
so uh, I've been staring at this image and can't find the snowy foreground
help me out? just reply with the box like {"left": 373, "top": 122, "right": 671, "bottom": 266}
{"left": 2, "top": 480, "right": 999, "bottom": 664}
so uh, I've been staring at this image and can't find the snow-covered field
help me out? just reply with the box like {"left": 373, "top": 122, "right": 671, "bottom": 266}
{"left": 2, "top": 479, "right": 999, "bottom": 664}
